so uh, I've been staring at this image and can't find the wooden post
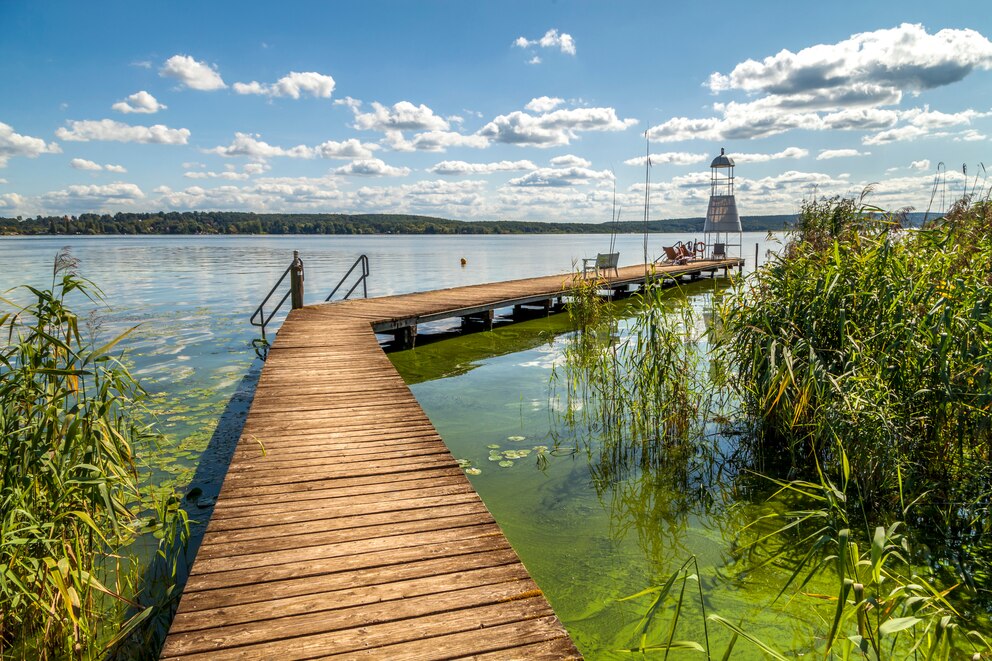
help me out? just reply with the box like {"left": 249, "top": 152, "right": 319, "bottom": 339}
{"left": 754, "top": 242, "right": 759, "bottom": 270}
{"left": 290, "top": 250, "right": 305, "bottom": 309}
{"left": 393, "top": 325, "right": 416, "bottom": 349}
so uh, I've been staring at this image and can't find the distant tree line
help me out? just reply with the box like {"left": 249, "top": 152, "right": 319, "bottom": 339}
{"left": 0, "top": 211, "right": 805, "bottom": 236}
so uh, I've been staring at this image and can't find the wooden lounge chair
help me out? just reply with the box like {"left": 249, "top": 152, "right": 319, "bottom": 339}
{"left": 582, "top": 252, "right": 620, "bottom": 278}
{"left": 658, "top": 243, "right": 692, "bottom": 265}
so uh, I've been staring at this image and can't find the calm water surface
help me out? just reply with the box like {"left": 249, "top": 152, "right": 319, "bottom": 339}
{"left": 0, "top": 232, "right": 786, "bottom": 656}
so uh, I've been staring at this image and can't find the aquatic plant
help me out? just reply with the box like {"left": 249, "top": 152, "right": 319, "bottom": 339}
{"left": 734, "top": 449, "right": 992, "bottom": 658}
{"left": 0, "top": 251, "right": 188, "bottom": 659}
{"left": 553, "top": 279, "right": 713, "bottom": 477}
{"left": 716, "top": 195, "right": 992, "bottom": 514}
{"left": 564, "top": 270, "right": 611, "bottom": 332}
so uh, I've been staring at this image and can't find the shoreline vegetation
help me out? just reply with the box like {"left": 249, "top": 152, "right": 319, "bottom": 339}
{"left": 551, "top": 193, "right": 992, "bottom": 657}
{"left": 3, "top": 211, "right": 794, "bottom": 236}
{"left": 0, "top": 252, "right": 188, "bottom": 659}
{"left": 0, "top": 210, "right": 933, "bottom": 236}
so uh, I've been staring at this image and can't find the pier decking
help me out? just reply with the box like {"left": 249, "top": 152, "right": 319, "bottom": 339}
{"left": 161, "top": 259, "right": 742, "bottom": 660}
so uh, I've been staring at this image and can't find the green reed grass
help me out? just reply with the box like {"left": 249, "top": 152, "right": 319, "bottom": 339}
{"left": 716, "top": 195, "right": 992, "bottom": 509}
{"left": 552, "top": 197, "right": 992, "bottom": 658}
{"left": 0, "top": 251, "right": 188, "bottom": 659}
{"left": 555, "top": 278, "right": 713, "bottom": 465}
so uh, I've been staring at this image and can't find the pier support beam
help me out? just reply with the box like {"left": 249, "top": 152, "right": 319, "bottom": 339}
{"left": 391, "top": 325, "right": 417, "bottom": 349}
{"left": 512, "top": 298, "right": 553, "bottom": 318}
{"left": 461, "top": 309, "right": 494, "bottom": 330}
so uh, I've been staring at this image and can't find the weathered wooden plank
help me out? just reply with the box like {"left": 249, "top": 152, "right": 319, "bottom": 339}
{"left": 170, "top": 563, "right": 532, "bottom": 634}
{"left": 207, "top": 484, "right": 479, "bottom": 525}
{"left": 179, "top": 538, "right": 519, "bottom": 611}
{"left": 211, "top": 467, "right": 464, "bottom": 505}
{"left": 161, "top": 591, "right": 553, "bottom": 659}
{"left": 187, "top": 522, "right": 503, "bottom": 575}
{"left": 198, "top": 499, "right": 490, "bottom": 548}
{"left": 216, "top": 456, "right": 459, "bottom": 497}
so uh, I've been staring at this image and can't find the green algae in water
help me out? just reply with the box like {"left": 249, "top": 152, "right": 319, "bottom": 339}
{"left": 389, "top": 286, "right": 840, "bottom": 658}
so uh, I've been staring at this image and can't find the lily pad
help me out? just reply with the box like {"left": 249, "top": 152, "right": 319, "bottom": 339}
{"left": 486, "top": 444, "right": 501, "bottom": 449}
{"left": 507, "top": 435, "right": 526, "bottom": 442}
{"left": 498, "top": 460, "right": 514, "bottom": 468}
{"left": 456, "top": 458, "right": 473, "bottom": 468}
{"left": 465, "top": 467, "right": 482, "bottom": 476}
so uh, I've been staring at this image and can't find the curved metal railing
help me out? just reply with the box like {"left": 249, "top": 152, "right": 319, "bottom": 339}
{"left": 325, "top": 254, "right": 369, "bottom": 302}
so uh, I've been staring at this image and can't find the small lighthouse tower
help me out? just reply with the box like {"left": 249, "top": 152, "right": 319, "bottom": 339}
{"left": 703, "top": 148, "right": 743, "bottom": 259}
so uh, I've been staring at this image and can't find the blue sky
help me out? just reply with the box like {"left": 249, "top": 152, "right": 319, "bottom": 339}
{"left": 1, "top": 1, "right": 990, "bottom": 221}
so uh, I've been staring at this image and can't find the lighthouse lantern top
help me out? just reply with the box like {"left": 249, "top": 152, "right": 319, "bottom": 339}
{"left": 710, "top": 147, "right": 735, "bottom": 169}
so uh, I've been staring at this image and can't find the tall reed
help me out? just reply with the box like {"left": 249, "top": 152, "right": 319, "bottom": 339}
{"left": 716, "top": 196, "right": 992, "bottom": 510}
{"left": 0, "top": 251, "right": 187, "bottom": 659}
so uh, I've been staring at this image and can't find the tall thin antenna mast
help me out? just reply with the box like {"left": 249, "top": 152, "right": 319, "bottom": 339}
{"left": 642, "top": 133, "right": 650, "bottom": 269}
{"left": 609, "top": 171, "right": 618, "bottom": 255}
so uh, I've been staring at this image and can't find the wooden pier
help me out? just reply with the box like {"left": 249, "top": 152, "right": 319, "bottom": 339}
{"left": 161, "top": 259, "right": 742, "bottom": 660}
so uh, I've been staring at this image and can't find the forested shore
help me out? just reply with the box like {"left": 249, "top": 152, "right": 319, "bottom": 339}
{"left": 0, "top": 211, "right": 801, "bottom": 236}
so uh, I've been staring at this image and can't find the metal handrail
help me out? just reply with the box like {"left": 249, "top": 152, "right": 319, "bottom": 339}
{"left": 250, "top": 252, "right": 304, "bottom": 340}
{"left": 325, "top": 254, "right": 370, "bottom": 302}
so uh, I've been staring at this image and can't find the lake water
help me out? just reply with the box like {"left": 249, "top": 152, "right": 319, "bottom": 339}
{"left": 0, "top": 231, "right": 786, "bottom": 656}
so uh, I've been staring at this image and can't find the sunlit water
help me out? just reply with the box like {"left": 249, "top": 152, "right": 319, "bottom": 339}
{"left": 0, "top": 232, "right": 790, "bottom": 656}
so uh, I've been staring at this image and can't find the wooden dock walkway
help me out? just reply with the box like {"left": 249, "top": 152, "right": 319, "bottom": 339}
{"left": 161, "top": 259, "right": 742, "bottom": 660}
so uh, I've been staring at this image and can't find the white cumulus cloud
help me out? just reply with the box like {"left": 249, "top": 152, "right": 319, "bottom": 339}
{"left": 207, "top": 133, "right": 313, "bottom": 159}
{"left": 351, "top": 101, "right": 450, "bottom": 132}
{"left": 0, "top": 122, "right": 62, "bottom": 167}
{"left": 160, "top": 54, "right": 227, "bottom": 90}
{"left": 70, "top": 158, "right": 103, "bottom": 171}
{"left": 70, "top": 158, "right": 128, "bottom": 172}
{"left": 911, "top": 159, "right": 932, "bottom": 171}
{"left": 407, "top": 130, "right": 490, "bottom": 152}
{"left": 549, "top": 154, "right": 591, "bottom": 168}
{"left": 480, "top": 106, "right": 637, "bottom": 147}
{"left": 233, "top": 71, "right": 336, "bottom": 99}
{"left": 313, "top": 138, "right": 378, "bottom": 159}
{"left": 708, "top": 23, "right": 992, "bottom": 95}
{"left": 56, "top": 119, "right": 190, "bottom": 144}
{"left": 526, "top": 96, "right": 564, "bottom": 113}
{"left": 333, "top": 158, "right": 411, "bottom": 177}
{"left": 817, "top": 149, "right": 870, "bottom": 160}
{"left": 207, "top": 133, "right": 379, "bottom": 160}
{"left": 41, "top": 182, "right": 145, "bottom": 211}
{"left": 0, "top": 192, "right": 25, "bottom": 209}
{"left": 507, "top": 166, "right": 613, "bottom": 187}
{"left": 112, "top": 91, "right": 166, "bottom": 114}
{"left": 624, "top": 152, "right": 708, "bottom": 167}
{"left": 515, "top": 29, "right": 576, "bottom": 56}
{"left": 648, "top": 24, "right": 992, "bottom": 144}
{"left": 732, "top": 147, "right": 809, "bottom": 163}
{"left": 428, "top": 160, "right": 537, "bottom": 175}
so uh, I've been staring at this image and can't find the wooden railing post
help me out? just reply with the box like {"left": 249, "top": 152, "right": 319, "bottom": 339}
{"left": 290, "top": 250, "right": 305, "bottom": 309}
